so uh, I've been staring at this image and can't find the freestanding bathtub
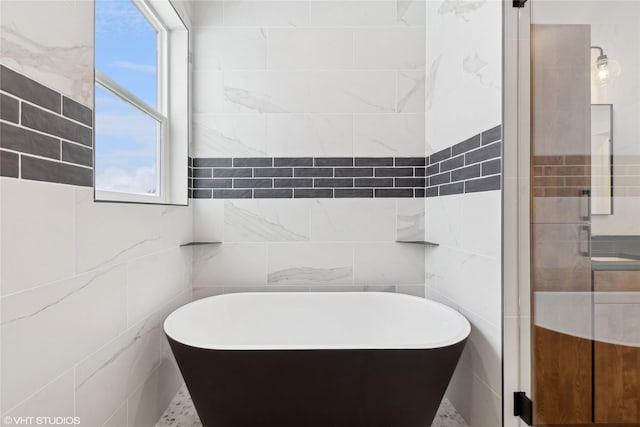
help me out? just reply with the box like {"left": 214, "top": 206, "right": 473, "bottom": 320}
{"left": 164, "top": 292, "right": 470, "bottom": 427}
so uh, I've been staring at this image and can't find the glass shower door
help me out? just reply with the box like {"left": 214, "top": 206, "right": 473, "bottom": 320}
{"left": 524, "top": 0, "right": 640, "bottom": 425}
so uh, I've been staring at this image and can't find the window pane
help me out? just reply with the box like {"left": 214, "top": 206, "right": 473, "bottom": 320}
{"left": 95, "top": 84, "right": 159, "bottom": 195}
{"left": 96, "top": 0, "right": 158, "bottom": 107}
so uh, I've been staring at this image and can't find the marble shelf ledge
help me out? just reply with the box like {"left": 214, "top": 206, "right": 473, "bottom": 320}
{"left": 396, "top": 240, "right": 439, "bottom": 246}
{"left": 180, "top": 241, "right": 222, "bottom": 247}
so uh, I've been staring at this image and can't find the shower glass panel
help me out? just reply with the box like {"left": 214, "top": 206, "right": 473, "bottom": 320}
{"left": 525, "top": 0, "right": 640, "bottom": 425}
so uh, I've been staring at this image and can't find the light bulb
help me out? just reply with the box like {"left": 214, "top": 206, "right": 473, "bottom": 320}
{"left": 593, "top": 56, "right": 622, "bottom": 86}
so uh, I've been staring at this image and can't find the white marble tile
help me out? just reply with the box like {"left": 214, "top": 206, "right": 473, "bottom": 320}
{"left": 425, "top": 246, "right": 501, "bottom": 328}
{"left": 397, "top": 0, "right": 426, "bottom": 26}
{"left": 126, "top": 248, "right": 191, "bottom": 327}
{"left": 353, "top": 242, "right": 425, "bottom": 285}
{"left": 425, "top": 194, "right": 465, "bottom": 249}
{"left": 396, "top": 285, "right": 426, "bottom": 297}
{"left": 2, "top": 370, "right": 74, "bottom": 423}
{"left": 192, "top": 243, "right": 267, "bottom": 287}
{"left": 354, "top": 28, "right": 425, "bottom": 69}
{"left": 398, "top": 69, "right": 426, "bottom": 113}
{"left": 222, "top": 1, "right": 309, "bottom": 27}
{"left": 353, "top": 114, "right": 425, "bottom": 156}
{"left": 192, "top": 199, "right": 225, "bottom": 243}
{"left": 193, "top": 28, "right": 266, "bottom": 70}
{"left": 75, "top": 188, "right": 165, "bottom": 273}
{"left": 461, "top": 191, "right": 501, "bottom": 259}
{"left": 265, "top": 114, "right": 354, "bottom": 157}
{"left": 1, "top": 265, "right": 127, "bottom": 411}
{"left": 189, "top": 1, "right": 224, "bottom": 27}
{"left": 267, "top": 28, "right": 354, "bottom": 70}
{"left": 103, "top": 403, "right": 128, "bottom": 427}
{"left": 158, "top": 204, "right": 193, "bottom": 248}
{"left": 192, "top": 114, "right": 268, "bottom": 157}
{"left": 0, "top": 178, "right": 76, "bottom": 296}
{"left": 309, "top": 199, "right": 396, "bottom": 242}
{"left": 0, "top": 0, "right": 93, "bottom": 106}
{"left": 74, "top": 294, "right": 185, "bottom": 427}
{"left": 224, "top": 199, "right": 311, "bottom": 242}
{"left": 460, "top": 308, "right": 502, "bottom": 396}
{"left": 127, "top": 357, "right": 183, "bottom": 427}
{"left": 267, "top": 243, "right": 353, "bottom": 285}
{"left": 309, "top": 1, "right": 396, "bottom": 27}
{"left": 192, "top": 286, "right": 226, "bottom": 301}
{"left": 396, "top": 199, "right": 426, "bottom": 241}
{"left": 156, "top": 385, "right": 468, "bottom": 427}
{"left": 192, "top": 71, "right": 225, "bottom": 114}
{"left": 308, "top": 70, "right": 397, "bottom": 114}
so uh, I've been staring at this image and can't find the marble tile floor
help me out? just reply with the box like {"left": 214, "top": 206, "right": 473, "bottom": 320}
{"left": 157, "top": 384, "right": 469, "bottom": 427}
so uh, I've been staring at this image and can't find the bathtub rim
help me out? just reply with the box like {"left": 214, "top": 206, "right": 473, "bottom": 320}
{"left": 164, "top": 291, "right": 471, "bottom": 351}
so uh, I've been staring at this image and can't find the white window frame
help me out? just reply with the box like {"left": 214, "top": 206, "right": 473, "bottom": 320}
{"left": 94, "top": 0, "right": 183, "bottom": 205}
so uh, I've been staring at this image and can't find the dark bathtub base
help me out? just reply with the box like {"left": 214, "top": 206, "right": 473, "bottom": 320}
{"left": 168, "top": 337, "right": 467, "bottom": 427}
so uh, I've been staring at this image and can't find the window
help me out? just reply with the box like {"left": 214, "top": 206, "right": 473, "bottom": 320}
{"left": 95, "top": 0, "right": 189, "bottom": 204}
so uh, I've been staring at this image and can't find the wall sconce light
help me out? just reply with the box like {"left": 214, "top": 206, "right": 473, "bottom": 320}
{"left": 591, "top": 46, "right": 621, "bottom": 85}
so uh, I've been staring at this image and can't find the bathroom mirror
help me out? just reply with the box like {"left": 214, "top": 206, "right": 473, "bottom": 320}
{"left": 591, "top": 104, "right": 613, "bottom": 215}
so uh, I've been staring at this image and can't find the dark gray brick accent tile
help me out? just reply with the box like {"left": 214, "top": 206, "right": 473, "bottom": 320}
{"left": 481, "top": 125, "right": 502, "bottom": 145}
{"left": 482, "top": 158, "right": 501, "bottom": 176}
{"left": 415, "top": 168, "right": 426, "bottom": 177}
{"left": 194, "top": 158, "right": 231, "bottom": 167}
{"left": 188, "top": 157, "right": 193, "bottom": 167}
{"left": 355, "top": 178, "right": 393, "bottom": 187}
{"left": 429, "top": 147, "right": 451, "bottom": 164}
{"left": 62, "top": 96, "right": 92, "bottom": 126}
{"left": 188, "top": 167, "right": 193, "bottom": 178}
{"left": 254, "top": 167, "right": 292, "bottom": 177}
{"left": 21, "top": 155, "right": 92, "bottom": 186}
{"left": 274, "top": 157, "right": 313, "bottom": 167}
{"left": 314, "top": 157, "right": 353, "bottom": 166}
{"left": 0, "top": 93, "right": 19, "bottom": 123}
{"left": 294, "top": 168, "right": 332, "bottom": 177}
{"left": 234, "top": 178, "right": 272, "bottom": 188}
{"left": 0, "top": 122, "right": 60, "bottom": 159}
{"left": 426, "top": 187, "right": 439, "bottom": 198}
{"left": 375, "top": 188, "right": 413, "bottom": 198}
{"left": 415, "top": 188, "right": 425, "bottom": 197}
{"left": 188, "top": 178, "right": 193, "bottom": 188}
{"left": 451, "top": 164, "right": 481, "bottom": 182}
{"left": 355, "top": 157, "right": 393, "bottom": 166}
{"left": 426, "top": 164, "right": 439, "bottom": 176}
{"left": 193, "top": 189, "right": 212, "bottom": 198}
{"left": 452, "top": 134, "right": 481, "bottom": 156}
{"left": 335, "top": 167, "right": 373, "bottom": 177}
{"left": 234, "top": 157, "right": 272, "bottom": 167}
{"left": 465, "top": 175, "right": 501, "bottom": 193}
{"left": 212, "top": 189, "right": 252, "bottom": 199}
{"left": 294, "top": 189, "right": 333, "bottom": 198}
{"left": 275, "top": 178, "right": 312, "bottom": 188}
{"left": 254, "top": 189, "right": 293, "bottom": 198}
{"left": 21, "top": 103, "right": 91, "bottom": 146}
{"left": 375, "top": 167, "right": 413, "bottom": 177}
{"left": 440, "top": 155, "right": 465, "bottom": 172}
{"left": 193, "top": 168, "right": 212, "bottom": 178}
{"left": 62, "top": 141, "right": 92, "bottom": 167}
{"left": 1, "top": 65, "right": 61, "bottom": 113}
{"left": 395, "top": 157, "right": 426, "bottom": 166}
{"left": 188, "top": 189, "right": 193, "bottom": 199}
{"left": 440, "top": 182, "right": 464, "bottom": 195}
{"left": 212, "top": 168, "right": 252, "bottom": 178}
{"left": 465, "top": 141, "right": 501, "bottom": 165}
{"left": 314, "top": 178, "right": 353, "bottom": 188}
{"left": 395, "top": 178, "right": 426, "bottom": 187}
{"left": 0, "top": 150, "right": 19, "bottom": 177}
{"left": 194, "top": 179, "right": 232, "bottom": 188}
{"left": 429, "top": 172, "right": 450, "bottom": 186}
{"left": 335, "top": 188, "right": 373, "bottom": 198}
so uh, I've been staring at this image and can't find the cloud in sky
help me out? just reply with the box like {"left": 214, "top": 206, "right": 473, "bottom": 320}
{"left": 96, "top": 166, "right": 157, "bottom": 195}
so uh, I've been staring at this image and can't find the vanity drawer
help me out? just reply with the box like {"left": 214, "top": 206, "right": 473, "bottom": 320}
{"left": 594, "top": 270, "right": 640, "bottom": 292}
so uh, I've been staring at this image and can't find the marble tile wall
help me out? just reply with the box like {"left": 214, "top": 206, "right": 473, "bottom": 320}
{"left": 425, "top": 0, "right": 503, "bottom": 426}
{"left": 190, "top": 0, "right": 428, "bottom": 296}
{"left": 0, "top": 1, "right": 193, "bottom": 426}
